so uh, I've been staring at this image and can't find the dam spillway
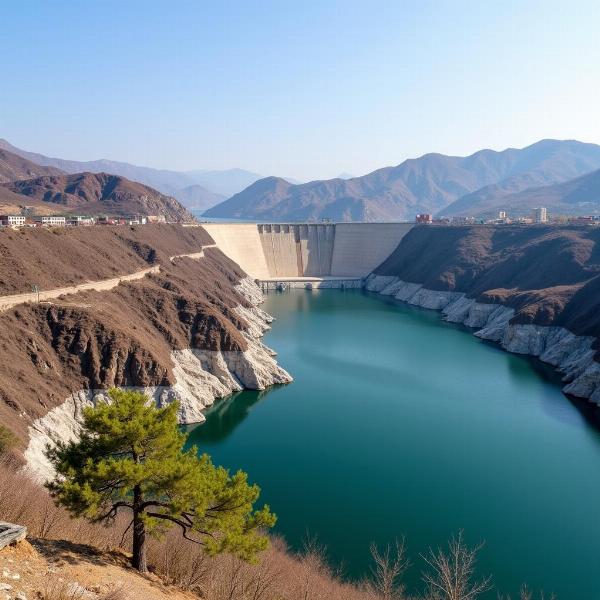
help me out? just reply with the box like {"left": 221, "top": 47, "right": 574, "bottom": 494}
{"left": 201, "top": 222, "right": 413, "bottom": 282}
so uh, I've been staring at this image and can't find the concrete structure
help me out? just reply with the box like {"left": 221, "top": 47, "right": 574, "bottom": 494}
{"left": 34, "top": 216, "right": 66, "bottom": 227}
{"left": 0, "top": 215, "right": 26, "bottom": 227}
{"left": 202, "top": 222, "right": 413, "bottom": 282}
{"left": 67, "top": 216, "right": 95, "bottom": 226}
{"left": 534, "top": 207, "right": 548, "bottom": 223}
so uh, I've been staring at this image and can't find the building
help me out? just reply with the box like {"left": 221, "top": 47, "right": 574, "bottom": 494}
{"left": 124, "top": 215, "right": 148, "bottom": 225}
{"left": 415, "top": 213, "right": 433, "bottom": 224}
{"left": 66, "top": 215, "right": 95, "bottom": 226}
{"left": 450, "top": 216, "right": 476, "bottom": 225}
{"left": 33, "top": 216, "right": 66, "bottom": 227}
{"left": 568, "top": 216, "right": 594, "bottom": 225}
{"left": 533, "top": 207, "right": 548, "bottom": 223}
{"left": 146, "top": 215, "right": 166, "bottom": 223}
{"left": 0, "top": 215, "right": 26, "bottom": 227}
{"left": 498, "top": 211, "right": 507, "bottom": 220}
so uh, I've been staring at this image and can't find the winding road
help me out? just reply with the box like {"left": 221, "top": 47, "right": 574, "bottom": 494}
{"left": 0, "top": 245, "right": 217, "bottom": 312}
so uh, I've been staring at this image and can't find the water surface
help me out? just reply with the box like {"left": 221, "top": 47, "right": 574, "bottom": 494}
{"left": 186, "top": 289, "right": 600, "bottom": 598}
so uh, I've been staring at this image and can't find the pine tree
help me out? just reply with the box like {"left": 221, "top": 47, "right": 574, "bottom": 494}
{"left": 46, "top": 388, "right": 276, "bottom": 573}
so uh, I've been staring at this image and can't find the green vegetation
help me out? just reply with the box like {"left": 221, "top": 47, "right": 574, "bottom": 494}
{"left": 0, "top": 424, "right": 17, "bottom": 456}
{"left": 46, "top": 388, "right": 276, "bottom": 573}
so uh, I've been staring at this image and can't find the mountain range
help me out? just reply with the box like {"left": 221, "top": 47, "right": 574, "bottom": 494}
{"left": 5, "top": 138, "right": 600, "bottom": 222}
{"left": 0, "top": 139, "right": 264, "bottom": 210}
{"left": 459, "top": 168, "right": 600, "bottom": 218}
{"left": 205, "top": 139, "right": 600, "bottom": 221}
{"left": 0, "top": 149, "right": 192, "bottom": 221}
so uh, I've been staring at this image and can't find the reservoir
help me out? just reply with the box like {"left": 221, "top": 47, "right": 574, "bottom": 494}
{"left": 186, "top": 289, "right": 600, "bottom": 598}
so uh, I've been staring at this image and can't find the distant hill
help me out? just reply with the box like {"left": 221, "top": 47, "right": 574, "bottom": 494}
{"left": 0, "top": 148, "right": 64, "bottom": 184}
{"left": 454, "top": 168, "right": 600, "bottom": 218}
{"left": 205, "top": 140, "right": 600, "bottom": 222}
{"left": 184, "top": 168, "right": 265, "bottom": 198}
{"left": 174, "top": 184, "right": 225, "bottom": 212}
{"left": 2, "top": 172, "right": 193, "bottom": 221}
{"left": 0, "top": 139, "right": 262, "bottom": 207}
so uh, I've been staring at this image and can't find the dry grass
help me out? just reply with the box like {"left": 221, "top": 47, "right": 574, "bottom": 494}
{"left": 0, "top": 461, "right": 553, "bottom": 600}
{"left": 37, "top": 575, "right": 129, "bottom": 600}
{"left": 0, "top": 461, "right": 379, "bottom": 600}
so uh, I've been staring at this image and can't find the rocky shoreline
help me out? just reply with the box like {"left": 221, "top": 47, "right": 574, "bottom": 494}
{"left": 365, "top": 274, "right": 600, "bottom": 405}
{"left": 24, "top": 277, "right": 292, "bottom": 482}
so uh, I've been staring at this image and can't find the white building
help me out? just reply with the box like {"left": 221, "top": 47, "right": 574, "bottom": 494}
{"left": 67, "top": 216, "right": 95, "bottom": 226}
{"left": 0, "top": 215, "right": 26, "bottom": 227}
{"left": 533, "top": 207, "right": 548, "bottom": 223}
{"left": 34, "top": 216, "right": 66, "bottom": 227}
{"left": 498, "top": 211, "right": 507, "bottom": 220}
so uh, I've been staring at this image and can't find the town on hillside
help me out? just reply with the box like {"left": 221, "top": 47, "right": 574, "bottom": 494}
{"left": 415, "top": 206, "right": 600, "bottom": 226}
{"left": 0, "top": 213, "right": 175, "bottom": 228}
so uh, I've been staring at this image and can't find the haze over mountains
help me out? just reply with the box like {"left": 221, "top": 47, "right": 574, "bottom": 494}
{"left": 0, "top": 148, "right": 193, "bottom": 221}
{"left": 205, "top": 140, "right": 600, "bottom": 222}
{"left": 0, "top": 139, "right": 264, "bottom": 210}
{"left": 4, "top": 138, "right": 600, "bottom": 222}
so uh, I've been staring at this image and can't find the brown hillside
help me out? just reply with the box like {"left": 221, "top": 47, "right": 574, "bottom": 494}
{"left": 0, "top": 148, "right": 64, "bottom": 184}
{"left": 0, "top": 246, "right": 249, "bottom": 444}
{"left": 2, "top": 172, "right": 194, "bottom": 221}
{"left": 375, "top": 225, "right": 600, "bottom": 348}
{"left": 0, "top": 224, "right": 213, "bottom": 294}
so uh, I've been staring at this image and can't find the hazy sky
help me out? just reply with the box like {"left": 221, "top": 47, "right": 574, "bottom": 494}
{"left": 2, "top": 0, "right": 599, "bottom": 180}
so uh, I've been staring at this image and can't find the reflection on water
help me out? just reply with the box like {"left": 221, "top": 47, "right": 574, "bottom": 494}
{"left": 185, "top": 388, "right": 276, "bottom": 443}
{"left": 184, "top": 289, "right": 600, "bottom": 599}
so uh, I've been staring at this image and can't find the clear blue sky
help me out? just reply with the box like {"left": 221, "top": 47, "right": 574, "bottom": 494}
{"left": 2, "top": 0, "right": 599, "bottom": 180}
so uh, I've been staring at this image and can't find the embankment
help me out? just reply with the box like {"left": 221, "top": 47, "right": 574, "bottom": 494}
{"left": 0, "top": 225, "right": 291, "bottom": 481}
{"left": 367, "top": 225, "right": 600, "bottom": 404}
{"left": 202, "top": 222, "right": 413, "bottom": 279}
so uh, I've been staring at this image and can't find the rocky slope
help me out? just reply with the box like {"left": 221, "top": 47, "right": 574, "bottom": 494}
{"left": 0, "top": 225, "right": 291, "bottom": 480}
{"left": 368, "top": 224, "right": 600, "bottom": 403}
{"left": 0, "top": 224, "right": 213, "bottom": 293}
{"left": 2, "top": 171, "right": 194, "bottom": 221}
{"left": 205, "top": 139, "right": 600, "bottom": 222}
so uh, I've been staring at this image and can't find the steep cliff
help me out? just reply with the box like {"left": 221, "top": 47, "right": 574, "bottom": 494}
{"left": 368, "top": 224, "right": 600, "bottom": 403}
{"left": 0, "top": 225, "right": 291, "bottom": 479}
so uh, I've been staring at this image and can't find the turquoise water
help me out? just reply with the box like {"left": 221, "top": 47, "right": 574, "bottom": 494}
{"left": 186, "top": 289, "right": 600, "bottom": 598}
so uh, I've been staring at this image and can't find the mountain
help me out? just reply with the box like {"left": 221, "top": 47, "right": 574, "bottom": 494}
{"left": 185, "top": 168, "right": 264, "bottom": 197}
{"left": 0, "top": 148, "right": 64, "bottom": 184}
{"left": 205, "top": 140, "right": 600, "bottom": 222}
{"left": 174, "top": 184, "right": 225, "bottom": 212}
{"left": 2, "top": 172, "right": 193, "bottom": 221}
{"left": 453, "top": 168, "right": 600, "bottom": 218}
{"left": 0, "top": 139, "right": 263, "bottom": 205}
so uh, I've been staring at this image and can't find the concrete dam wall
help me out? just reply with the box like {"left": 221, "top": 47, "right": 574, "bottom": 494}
{"left": 202, "top": 222, "right": 413, "bottom": 280}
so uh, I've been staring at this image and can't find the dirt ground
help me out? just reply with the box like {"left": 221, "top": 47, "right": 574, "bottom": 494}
{"left": 0, "top": 539, "right": 197, "bottom": 600}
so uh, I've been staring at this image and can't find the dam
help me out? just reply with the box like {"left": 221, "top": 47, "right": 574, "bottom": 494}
{"left": 201, "top": 222, "right": 413, "bottom": 285}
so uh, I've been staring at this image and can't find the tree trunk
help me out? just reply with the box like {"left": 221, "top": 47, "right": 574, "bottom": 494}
{"left": 132, "top": 485, "right": 148, "bottom": 573}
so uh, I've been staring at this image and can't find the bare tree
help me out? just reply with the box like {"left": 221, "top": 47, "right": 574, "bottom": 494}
{"left": 421, "top": 531, "right": 491, "bottom": 600}
{"left": 497, "top": 585, "right": 557, "bottom": 600}
{"left": 370, "top": 538, "right": 410, "bottom": 600}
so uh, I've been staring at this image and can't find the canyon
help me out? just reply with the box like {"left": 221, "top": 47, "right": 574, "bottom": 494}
{"left": 205, "top": 221, "right": 600, "bottom": 406}
{"left": 4, "top": 220, "right": 600, "bottom": 484}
